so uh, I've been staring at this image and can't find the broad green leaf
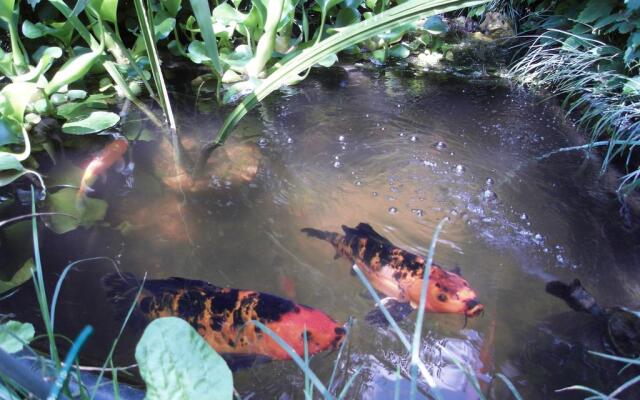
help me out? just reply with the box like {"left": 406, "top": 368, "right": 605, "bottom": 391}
{"left": 187, "top": 41, "right": 212, "bottom": 64}
{"left": 45, "top": 50, "right": 102, "bottom": 95}
{"left": 577, "top": 0, "right": 616, "bottom": 24}
{"left": 13, "top": 47, "right": 63, "bottom": 83}
{"left": 0, "top": 0, "right": 14, "bottom": 22}
{"left": 0, "top": 153, "right": 24, "bottom": 171}
{"left": 0, "top": 119, "right": 23, "bottom": 146}
{"left": 0, "top": 320, "right": 35, "bottom": 353}
{"left": 45, "top": 187, "right": 107, "bottom": 234}
{"left": 316, "top": 0, "right": 344, "bottom": 13}
{"left": 335, "top": 7, "right": 360, "bottom": 28}
{"left": 388, "top": 44, "right": 410, "bottom": 58}
{"left": 135, "top": 317, "right": 233, "bottom": 400}
{"left": 212, "top": 2, "right": 247, "bottom": 23}
{"left": 89, "top": 0, "right": 119, "bottom": 24}
{"left": 161, "top": 0, "right": 181, "bottom": 17}
{"left": 423, "top": 15, "right": 448, "bottom": 34}
{"left": 246, "top": 0, "right": 285, "bottom": 77}
{"left": 0, "top": 82, "right": 39, "bottom": 123}
{"left": 0, "top": 259, "right": 32, "bottom": 295}
{"left": 154, "top": 16, "right": 176, "bottom": 40}
{"left": 316, "top": 53, "right": 338, "bottom": 67}
{"left": 62, "top": 111, "right": 120, "bottom": 135}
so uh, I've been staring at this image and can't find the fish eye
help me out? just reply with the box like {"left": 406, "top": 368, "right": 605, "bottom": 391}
{"left": 437, "top": 293, "right": 447, "bottom": 302}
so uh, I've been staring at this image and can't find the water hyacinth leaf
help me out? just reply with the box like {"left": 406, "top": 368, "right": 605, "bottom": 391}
{"left": 0, "top": 153, "right": 24, "bottom": 172}
{"left": 89, "top": 0, "right": 118, "bottom": 24}
{"left": 0, "top": 0, "right": 14, "bottom": 21}
{"left": 135, "top": 317, "right": 233, "bottom": 400}
{"left": 388, "top": 44, "right": 410, "bottom": 58}
{"left": 187, "top": 41, "right": 212, "bottom": 64}
{"left": 246, "top": 0, "right": 286, "bottom": 77}
{"left": 13, "top": 47, "right": 63, "bottom": 83}
{"left": 316, "top": 53, "right": 338, "bottom": 67}
{"left": 45, "top": 188, "right": 107, "bottom": 234}
{"left": 0, "top": 82, "right": 38, "bottom": 124}
{"left": 423, "top": 15, "right": 447, "bottom": 34}
{"left": 62, "top": 111, "right": 120, "bottom": 135}
{"left": 0, "top": 259, "right": 34, "bottom": 295}
{"left": 335, "top": 7, "right": 361, "bottom": 28}
{"left": 0, "top": 320, "right": 35, "bottom": 353}
{"left": 161, "top": 0, "right": 181, "bottom": 17}
{"left": 44, "top": 50, "right": 103, "bottom": 95}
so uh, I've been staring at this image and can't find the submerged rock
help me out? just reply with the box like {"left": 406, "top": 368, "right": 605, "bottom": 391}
{"left": 152, "top": 136, "right": 261, "bottom": 194}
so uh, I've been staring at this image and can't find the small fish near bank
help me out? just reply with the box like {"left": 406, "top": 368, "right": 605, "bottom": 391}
{"left": 301, "top": 223, "right": 484, "bottom": 322}
{"left": 102, "top": 273, "right": 345, "bottom": 367}
{"left": 76, "top": 138, "right": 129, "bottom": 209}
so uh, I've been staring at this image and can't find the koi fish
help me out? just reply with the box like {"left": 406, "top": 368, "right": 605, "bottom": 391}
{"left": 101, "top": 273, "right": 345, "bottom": 367}
{"left": 301, "top": 223, "right": 484, "bottom": 320}
{"left": 76, "top": 139, "right": 129, "bottom": 209}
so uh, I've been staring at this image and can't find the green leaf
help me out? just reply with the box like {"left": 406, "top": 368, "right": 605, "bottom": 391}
{"left": 577, "top": 0, "right": 616, "bottom": 24}
{"left": 335, "top": 7, "right": 360, "bottom": 28}
{"left": 0, "top": 320, "right": 35, "bottom": 353}
{"left": 135, "top": 317, "right": 233, "bottom": 400}
{"left": 0, "top": 153, "right": 24, "bottom": 171}
{"left": 388, "top": 44, "right": 410, "bottom": 58}
{"left": 45, "top": 50, "right": 102, "bottom": 96}
{"left": 628, "top": 0, "right": 640, "bottom": 11}
{"left": 0, "top": 82, "right": 39, "bottom": 124}
{"left": 0, "top": 259, "right": 33, "bottom": 295}
{"left": 316, "top": 53, "right": 338, "bottom": 66}
{"left": 423, "top": 15, "right": 448, "bottom": 34}
{"left": 62, "top": 111, "right": 120, "bottom": 135}
{"left": 161, "top": 0, "right": 181, "bottom": 17}
{"left": 89, "top": 0, "right": 118, "bottom": 24}
{"left": 45, "top": 187, "right": 107, "bottom": 234}
{"left": 0, "top": 119, "right": 23, "bottom": 146}
{"left": 189, "top": 0, "right": 223, "bottom": 75}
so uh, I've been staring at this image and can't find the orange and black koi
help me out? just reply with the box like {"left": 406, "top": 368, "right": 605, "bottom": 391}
{"left": 76, "top": 138, "right": 128, "bottom": 209}
{"left": 302, "top": 223, "right": 484, "bottom": 317}
{"left": 102, "top": 273, "right": 345, "bottom": 365}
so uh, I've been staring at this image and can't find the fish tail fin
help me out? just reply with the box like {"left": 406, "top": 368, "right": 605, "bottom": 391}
{"left": 301, "top": 227, "right": 339, "bottom": 244}
{"left": 101, "top": 272, "right": 145, "bottom": 323}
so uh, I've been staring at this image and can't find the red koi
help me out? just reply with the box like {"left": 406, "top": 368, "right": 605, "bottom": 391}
{"left": 76, "top": 139, "right": 128, "bottom": 208}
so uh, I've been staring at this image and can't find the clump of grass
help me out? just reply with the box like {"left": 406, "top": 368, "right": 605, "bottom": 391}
{"left": 510, "top": 29, "right": 640, "bottom": 194}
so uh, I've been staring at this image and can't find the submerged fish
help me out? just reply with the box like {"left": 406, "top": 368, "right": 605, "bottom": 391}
{"left": 76, "top": 138, "right": 129, "bottom": 208}
{"left": 102, "top": 273, "right": 345, "bottom": 366}
{"left": 301, "top": 223, "right": 484, "bottom": 319}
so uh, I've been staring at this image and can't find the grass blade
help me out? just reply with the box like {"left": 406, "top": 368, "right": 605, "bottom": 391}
{"left": 189, "top": 0, "right": 222, "bottom": 75}
{"left": 46, "top": 325, "right": 93, "bottom": 400}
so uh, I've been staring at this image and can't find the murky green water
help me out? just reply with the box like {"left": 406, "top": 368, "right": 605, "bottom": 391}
{"left": 4, "top": 65, "right": 640, "bottom": 399}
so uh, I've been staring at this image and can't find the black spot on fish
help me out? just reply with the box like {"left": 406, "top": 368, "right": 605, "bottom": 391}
{"left": 211, "top": 315, "right": 224, "bottom": 331}
{"left": 253, "top": 293, "right": 297, "bottom": 322}
{"left": 139, "top": 297, "right": 154, "bottom": 314}
{"left": 393, "top": 270, "right": 402, "bottom": 280}
{"left": 210, "top": 289, "right": 240, "bottom": 315}
{"left": 178, "top": 290, "right": 204, "bottom": 320}
{"left": 227, "top": 338, "right": 235, "bottom": 347}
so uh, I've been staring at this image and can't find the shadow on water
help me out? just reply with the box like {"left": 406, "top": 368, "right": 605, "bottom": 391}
{"left": 3, "top": 65, "right": 640, "bottom": 398}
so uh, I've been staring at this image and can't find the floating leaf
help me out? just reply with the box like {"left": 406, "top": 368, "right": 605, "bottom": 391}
{"left": 62, "top": 111, "right": 120, "bottom": 135}
{"left": 135, "top": 317, "right": 233, "bottom": 400}
{"left": 0, "top": 153, "right": 24, "bottom": 172}
{"left": 0, "top": 259, "right": 33, "bottom": 295}
{"left": 423, "top": 15, "right": 448, "bottom": 34}
{"left": 45, "top": 188, "right": 107, "bottom": 234}
{"left": 0, "top": 82, "right": 38, "bottom": 124}
{"left": 388, "top": 44, "right": 410, "bottom": 58}
{"left": 0, "top": 320, "right": 35, "bottom": 353}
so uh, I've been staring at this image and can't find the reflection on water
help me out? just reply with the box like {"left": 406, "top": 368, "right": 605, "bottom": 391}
{"left": 4, "top": 66, "right": 640, "bottom": 399}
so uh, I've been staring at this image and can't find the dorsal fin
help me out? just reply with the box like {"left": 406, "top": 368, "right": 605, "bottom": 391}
{"left": 344, "top": 223, "right": 393, "bottom": 245}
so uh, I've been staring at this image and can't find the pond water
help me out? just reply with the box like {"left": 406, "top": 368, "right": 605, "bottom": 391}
{"left": 3, "top": 65, "right": 640, "bottom": 399}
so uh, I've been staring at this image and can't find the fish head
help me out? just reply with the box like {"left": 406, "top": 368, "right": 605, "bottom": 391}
{"left": 426, "top": 265, "right": 483, "bottom": 317}
{"left": 263, "top": 305, "right": 345, "bottom": 359}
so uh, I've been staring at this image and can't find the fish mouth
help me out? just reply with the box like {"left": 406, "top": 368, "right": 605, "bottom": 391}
{"left": 465, "top": 300, "right": 484, "bottom": 317}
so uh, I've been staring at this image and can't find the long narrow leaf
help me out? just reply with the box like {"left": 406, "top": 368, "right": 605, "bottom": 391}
{"left": 189, "top": 0, "right": 222, "bottom": 75}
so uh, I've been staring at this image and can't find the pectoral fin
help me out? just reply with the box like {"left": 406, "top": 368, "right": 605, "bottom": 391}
{"left": 365, "top": 297, "right": 415, "bottom": 327}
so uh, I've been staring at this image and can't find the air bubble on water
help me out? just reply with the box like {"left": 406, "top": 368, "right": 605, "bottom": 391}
{"left": 411, "top": 208, "right": 424, "bottom": 217}
{"left": 335, "top": 155, "right": 340, "bottom": 160}
{"left": 338, "top": 135, "right": 345, "bottom": 142}
{"left": 333, "top": 161, "right": 341, "bottom": 168}
{"left": 486, "top": 177, "right": 495, "bottom": 186}
{"left": 354, "top": 180, "right": 362, "bottom": 186}
{"left": 341, "top": 145, "right": 346, "bottom": 150}
{"left": 399, "top": 132, "right": 406, "bottom": 137}
{"left": 450, "top": 209, "right": 459, "bottom": 216}
{"left": 257, "top": 137, "right": 269, "bottom": 148}
{"left": 388, "top": 207, "right": 398, "bottom": 215}
{"left": 410, "top": 135, "right": 417, "bottom": 142}
{"left": 556, "top": 254, "right": 565, "bottom": 263}
{"left": 286, "top": 137, "right": 293, "bottom": 144}
{"left": 372, "top": 191, "right": 378, "bottom": 197}
{"left": 543, "top": 247, "right": 549, "bottom": 253}
{"left": 423, "top": 160, "right": 436, "bottom": 167}
{"left": 455, "top": 165, "right": 465, "bottom": 175}
{"left": 434, "top": 141, "right": 447, "bottom": 150}
{"left": 390, "top": 186, "right": 399, "bottom": 193}
{"left": 520, "top": 213, "right": 528, "bottom": 220}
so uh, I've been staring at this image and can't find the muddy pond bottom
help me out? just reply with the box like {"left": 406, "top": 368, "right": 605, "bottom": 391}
{"left": 7, "top": 66, "right": 640, "bottom": 399}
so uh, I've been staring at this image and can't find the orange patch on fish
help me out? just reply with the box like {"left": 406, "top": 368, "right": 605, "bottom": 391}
{"left": 76, "top": 138, "right": 128, "bottom": 208}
